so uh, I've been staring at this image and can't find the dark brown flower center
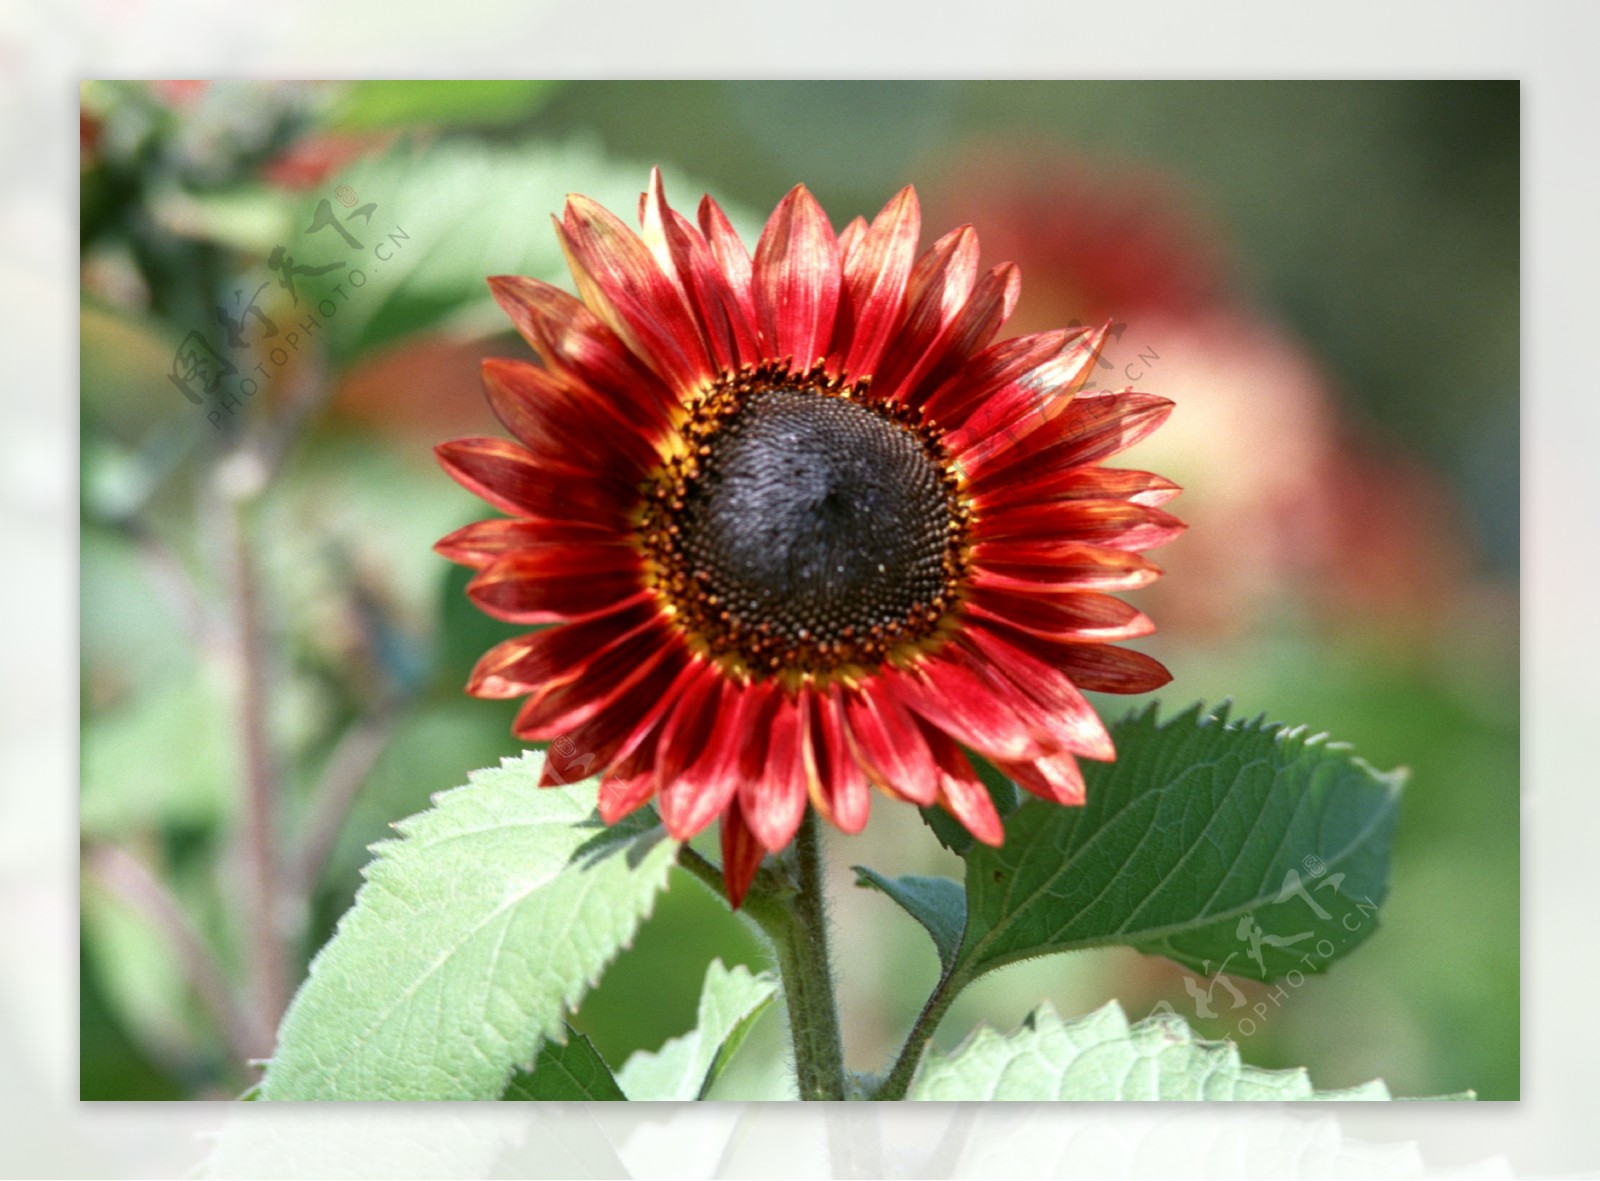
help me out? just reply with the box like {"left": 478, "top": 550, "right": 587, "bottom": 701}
{"left": 640, "top": 366, "right": 969, "bottom": 678}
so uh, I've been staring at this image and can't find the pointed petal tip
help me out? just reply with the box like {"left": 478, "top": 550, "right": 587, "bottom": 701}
{"left": 643, "top": 166, "right": 669, "bottom": 214}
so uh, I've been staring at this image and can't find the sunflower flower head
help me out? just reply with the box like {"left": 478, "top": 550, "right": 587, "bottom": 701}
{"left": 436, "top": 169, "right": 1183, "bottom": 906}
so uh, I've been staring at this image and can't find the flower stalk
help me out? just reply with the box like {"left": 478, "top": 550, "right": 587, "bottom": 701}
{"left": 680, "top": 810, "right": 847, "bottom": 1100}
{"left": 757, "top": 809, "right": 847, "bottom": 1101}
{"left": 871, "top": 963, "right": 968, "bottom": 1100}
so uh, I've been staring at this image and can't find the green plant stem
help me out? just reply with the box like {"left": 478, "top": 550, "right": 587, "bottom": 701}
{"left": 764, "top": 809, "right": 848, "bottom": 1101}
{"left": 675, "top": 843, "right": 728, "bottom": 896}
{"left": 678, "top": 813, "right": 847, "bottom": 1100}
{"left": 872, "top": 963, "right": 969, "bottom": 1100}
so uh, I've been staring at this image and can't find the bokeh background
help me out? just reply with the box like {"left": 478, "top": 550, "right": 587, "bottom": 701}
{"left": 78, "top": 80, "right": 1518, "bottom": 1102}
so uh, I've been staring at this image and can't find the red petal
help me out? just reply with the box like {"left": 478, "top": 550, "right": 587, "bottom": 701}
{"left": 467, "top": 596, "right": 659, "bottom": 698}
{"left": 892, "top": 651, "right": 1053, "bottom": 763}
{"left": 741, "top": 690, "right": 810, "bottom": 853}
{"left": 809, "top": 687, "right": 869, "bottom": 834}
{"left": 836, "top": 215, "right": 868, "bottom": 264}
{"left": 958, "top": 626, "right": 1116, "bottom": 761}
{"left": 974, "top": 467, "right": 1183, "bottom": 513}
{"left": 598, "top": 771, "right": 657, "bottom": 824}
{"left": 976, "top": 499, "right": 1188, "bottom": 553}
{"left": 963, "top": 390, "right": 1176, "bottom": 482}
{"left": 698, "top": 194, "right": 757, "bottom": 331}
{"left": 720, "top": 796, "right": 767, "bottom": 910}
{"left": 643, "top": 170, "right": 761, "bottom": 372}
{"left": 557, "top": 195, "right": 714, "bottom": 394}
{"left": 921, "top": 328, "right": 1080, "bottom": 427}
{"left": 1032, "top": 643, "right": 1172, "bottom": 695}
{"left": 487, "top": 275, "right": 679, "bottom": 425}
{"left": 466, "top": 549, "right": 646, "bottom": 624}
{"left": 837, "top": 185, "right": 920, "bottom": 380}
{"left": 871, "top": 225, "right": 978, "bottom": 403}
{"left": 922, "top": 727, "right": 1004, "bottom": 846}
{"left": 842, "top": 685, "right": 940, "bottom": 805}
{"left": 969, "top": 585, "right": 1157, "bottom": 644}
{"left": 943, "top": 323, "right": 1118, "bottom": 465}
{"left": 970, "top": 609, "right": 1171, "bottom": 694}
{"left": 893, "top": 262, "right": 1020, "bottom": 411}
{"left": 659, "top": 677, "right": 764, "bottom": 841}
{"left": 513, "top": 622, "right": 681, "bottom": 741}
{"left": 482, "top": 357, "right": 662, "bottom": 477}
{"left": 637, "top": 167, "right": 689, "bottom": 297}
{"left": 651, "top": 660, "right": 725, "bottom": 831}
{"left": 999, "top": 750, "right": 1087, "bottom": 806}
{"left": 548, "top": 653, "right": 703, "bottom": 785}
{"left": 434, "top": 517, "right": 619, "bottom": 569}
{"left": 970, "top": 544, "right": 1163, "bottom": 593}
{"left": 752, "top": 184, "right": 842, "bottom": 369}
{"left": 664, "top": 205, "right": 760, "bottom": 371}
{"left": 435, "top": 437, "right": 631, "bottom": 526}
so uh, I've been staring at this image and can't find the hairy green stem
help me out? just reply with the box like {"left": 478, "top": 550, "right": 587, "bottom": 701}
{"left": 674, "top": 843, "right": 727, "bottom": 896}
{"left": 674, "top": 812, "right": 847, "bottom": 1099}
{"left": 871, "top": 963, "right": 968, "bottom": 1100}
{"left": 762, "top": 809, "right": 848, "bottom": 1100}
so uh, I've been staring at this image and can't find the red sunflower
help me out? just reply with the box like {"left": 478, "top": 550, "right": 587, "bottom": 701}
{"left": 436, "top": 169, "right": 1183, "bottom": 906}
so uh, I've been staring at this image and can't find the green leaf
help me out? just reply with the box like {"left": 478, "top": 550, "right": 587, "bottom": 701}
{"left": 616, "top": 959, "right": 778, "bottom": 1101}
{"left": 503, "top": 1024, "right": 625, "bottom": 1101}
{"left": 909, "top": 1001, "right": 1469, "bottom": 1100}
{"left": 258, "top": 752, "right": 680, "bottom": 1100}
{"left": 957, "top": 704, "right": 1404, "bottom": 983}
{"left": 852, "top": 868, "right": 967, "bottom": 973}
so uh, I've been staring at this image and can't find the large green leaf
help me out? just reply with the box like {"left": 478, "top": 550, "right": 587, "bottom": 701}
{"left": 957, "top": 704, "right": 1404, "bottom": 982}
{"left": 503, "top": 1024, "right": 625, "bottom": 1101}
{"left": 909, "top": 1001, "right": 1467, "bottom": 1100}
{"left": 258, "top": 753, "right": 679, "bottom": 1100}
{"left": 616, "top": 959, "right": 778, "bottom": 1101}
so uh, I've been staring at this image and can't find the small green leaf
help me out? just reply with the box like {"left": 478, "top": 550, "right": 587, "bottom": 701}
{"left": 503, "top": 1025, "right": 625, "bottom": 1101}
{"left": 957, "top": 704, "right": 1404, "bottom": 983}
{"left": 616, "top": 959, "right": 778, "bottom": 1101}
{"left": 909, "top": 1001, "right": 1470, "bottom": 1100}
{"left": 258, "top": 752, "right": 680, "bottom": 1100}
{"left": 852, "top": 868, "right": 967, "bottom": 972}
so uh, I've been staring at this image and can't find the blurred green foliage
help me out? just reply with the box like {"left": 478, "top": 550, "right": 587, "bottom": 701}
{"left": 78, "top": 80, "right": 1517, "bottom": 1101}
